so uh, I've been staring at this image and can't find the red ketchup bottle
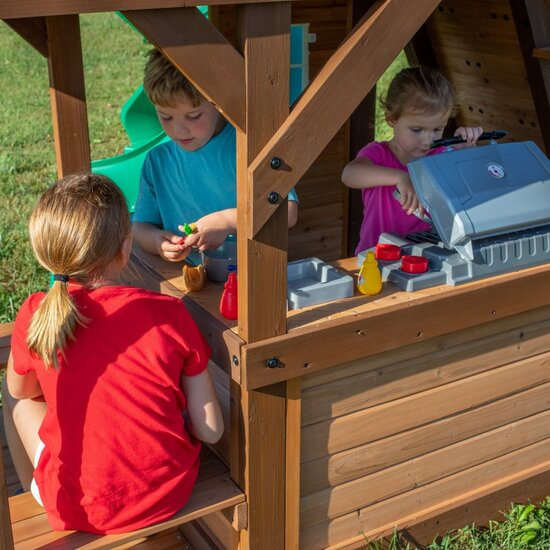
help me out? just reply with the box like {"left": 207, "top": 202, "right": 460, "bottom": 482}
{"left": 219, "top": 273, "right": 238, "bottom": 320}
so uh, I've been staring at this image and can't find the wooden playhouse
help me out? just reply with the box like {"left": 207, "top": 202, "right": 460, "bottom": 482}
{"left": 1, "top": 0, "right": 550, "bottom": 548}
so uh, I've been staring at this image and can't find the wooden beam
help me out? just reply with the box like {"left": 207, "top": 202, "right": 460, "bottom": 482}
{"left": 122, "top": 8, "right": 245, "bottom": 132}
{"left": 241, "top": 265, "right": 550, "bottom": 390}
{"left": 0, "top": 0, "right": 291, "bottom": 20}
{"left": 46, "top": 15, "right": 91, "bottom": 176}
{"left": 247, "top": 0, "right": 441, "bottom": 237}
{"left": 510, "top": 0, "right": 550, "bottom": 155}
{"left": 346, "top": 0, "right": 378, "bottom": 257}
{"left": 232, "top": 4, "right": 290, "bottom": 549}
{"left": 4, "top": 17, "right": 48, "bottom": 57}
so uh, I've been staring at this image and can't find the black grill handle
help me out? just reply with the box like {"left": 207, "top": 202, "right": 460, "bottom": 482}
{"left": 431, "top": 130, "right": 508, "bottom": 149}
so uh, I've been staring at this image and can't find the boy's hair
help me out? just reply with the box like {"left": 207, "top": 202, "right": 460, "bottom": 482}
{"left": 26, "top": 173, "right": 130, "bottom": 369}
{"left": 144, "top": 49, "right": 204, "bottom": 108}
{"left": 381, "top": 66, "right": 457, "bottom": 119}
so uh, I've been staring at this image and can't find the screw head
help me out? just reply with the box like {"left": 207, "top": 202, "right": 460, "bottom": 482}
{"left": 270, "top": 157, "right": 282, "bottom": 170}
{"left": 267, "top": 192, "right": 279, "bottom": 204}
{"left": 232, "top": 355, "right": 239, "bottom": 366}
{"left": 266, "top": 357, "right": 278, "bottom": 368}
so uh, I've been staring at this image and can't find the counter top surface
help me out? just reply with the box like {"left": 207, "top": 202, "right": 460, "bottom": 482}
{"left": 130, "top": 245, "right": 550, "bottom": 334}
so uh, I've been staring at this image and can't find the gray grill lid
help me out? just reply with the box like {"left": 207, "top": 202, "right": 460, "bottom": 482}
{"left": 407, "top": 141, "right": 550, "bottom": 260}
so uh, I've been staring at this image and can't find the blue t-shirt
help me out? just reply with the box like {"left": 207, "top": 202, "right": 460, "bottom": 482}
{"left": 134, "top": 123, "right": 298, "bottom": 236}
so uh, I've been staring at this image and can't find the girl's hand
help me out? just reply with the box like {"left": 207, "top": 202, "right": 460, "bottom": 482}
{"left": 156, "top": 231, "right": 192, "bottom": 262}
{"left": 454, "top": 126, "right": 483, "bottom": 147}
{"left": 179, "top": 211, "right": 234, "bottom": 251}
{"left": 396, "top": 173, "right": 424, "bottom": 216}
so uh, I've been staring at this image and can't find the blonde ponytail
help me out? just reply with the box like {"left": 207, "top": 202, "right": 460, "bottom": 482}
{"left": 26, "top": 173, "right": 130, "bottom": 369}
{"left": 26, "top": 278, "right": 88, "bottom": 369}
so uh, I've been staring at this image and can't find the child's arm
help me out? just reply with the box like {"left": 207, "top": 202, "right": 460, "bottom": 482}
{"left": 132, "top": 222, "right": 191, "bottom": 262}
{"left": 6, "top": 352, "right": 43, "bottom": 400}
{"left": 180, "top": 369, "right": 224, "bottom": 444}
{"left": 342, "top": 158, "right": 421, "bottom": 215}
{"left": 182, "top": 201, "right": 298, "bottom": 250}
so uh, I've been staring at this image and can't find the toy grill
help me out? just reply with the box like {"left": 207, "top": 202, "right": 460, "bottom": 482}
{"left": 362, "top": 138, "right": 550, "bottom": 292}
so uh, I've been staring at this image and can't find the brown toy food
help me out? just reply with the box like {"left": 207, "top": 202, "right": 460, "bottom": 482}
{"left": 182, "top": 264, "right": 206, "bottom": 292}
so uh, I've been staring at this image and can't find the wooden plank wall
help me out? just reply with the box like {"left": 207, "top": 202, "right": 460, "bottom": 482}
{"left": 298, "top": 305, "right": 550, "bottom": 548}
{"left": 212, "top": 0, "right": 351, "bottom": 262}
{"left": 425, "top": 0, "right": 545, "bottom": 150}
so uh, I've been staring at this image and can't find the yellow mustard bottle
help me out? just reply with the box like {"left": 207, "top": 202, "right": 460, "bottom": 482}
{"left": 357, "top": 250, "right": 382, "bottom": 295}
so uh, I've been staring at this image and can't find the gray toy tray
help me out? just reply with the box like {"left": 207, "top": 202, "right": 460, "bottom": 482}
{"left": 287, "top": 257, "right": 354, "bottom": 310}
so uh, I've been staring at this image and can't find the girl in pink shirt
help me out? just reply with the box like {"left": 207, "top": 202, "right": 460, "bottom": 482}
{"left": 342, "top": 66, "right": 483, "bottom": 254}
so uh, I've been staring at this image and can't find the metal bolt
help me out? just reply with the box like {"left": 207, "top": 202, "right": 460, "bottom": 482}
{"left": 232, "top": 355, "right": 239, "bottom": 366}
{"left": 266, "top": 357, "right": 279, "bottom": 368}
{"left": 270, "top": 157, "right": 282, "bottom": 170}
{"left": 267, "top": 192, "right": 279, "bottom": 204}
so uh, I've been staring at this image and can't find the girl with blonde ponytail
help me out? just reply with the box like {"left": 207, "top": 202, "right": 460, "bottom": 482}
{"left": 3, "top": 173, "right": 222, "bottom": 534}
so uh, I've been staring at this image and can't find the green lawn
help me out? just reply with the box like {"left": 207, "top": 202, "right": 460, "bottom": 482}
{"left": 0, "top": 13, "right": 149, "bottom": 323}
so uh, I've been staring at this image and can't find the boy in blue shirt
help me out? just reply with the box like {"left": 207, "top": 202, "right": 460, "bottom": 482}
{"left": 133, "top": 50, "right": 299, "bottom": 262}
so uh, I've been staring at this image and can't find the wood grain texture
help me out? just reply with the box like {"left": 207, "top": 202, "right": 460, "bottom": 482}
{"left": 247, "top": 0, "right": 441, "bottom": 236}
{"left": 243, "top": 265, "right": 550, "bottom": 389}
{"left": 0, "top": 0, "right": 290, "bottom": 19}
{"left": 5, "top": 17, "right": 48, "bottom": 56}
{"left": 122, "top": 8, "right": 246, "bottom": 132}
{"left": 46, "top": 15, "right": 91, "bottom": 176}
{"left": 233, "top": 5, "right": 291, "bottom": 549}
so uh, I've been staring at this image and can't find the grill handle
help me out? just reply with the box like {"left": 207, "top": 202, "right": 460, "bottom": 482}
{"left": 431, "top": 130, "right": 508, "bottom": 149}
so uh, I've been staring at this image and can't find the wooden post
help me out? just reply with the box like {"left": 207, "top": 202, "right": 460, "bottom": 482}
{"left": 46, "top": 15, "right": 91, "bottom": 176}
{"left": 0, "top": 431, "right": 14, "bottom": 550}
{"left": 233, "top": 3, "right": 291, "bottom": 548}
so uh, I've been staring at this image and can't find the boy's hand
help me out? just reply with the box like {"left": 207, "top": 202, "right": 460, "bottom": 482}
{"left": 396, "top": 173, "right": 424, "bottom": 216}
{"left": 179, "top": 211, "right": 235, "bottom": 251}
{"left": 454, "top": 126, "right": 483, "bottom": 147}
{"left": 156, "top": 231, "right": 192, "bottom": 262}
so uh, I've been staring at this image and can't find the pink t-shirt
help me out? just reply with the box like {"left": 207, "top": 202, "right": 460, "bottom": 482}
{"left": 355, "top": 141, "right": 442, "bottom": 254}
{"left": 12, "top": 285, "right": 211, "bottom": 534}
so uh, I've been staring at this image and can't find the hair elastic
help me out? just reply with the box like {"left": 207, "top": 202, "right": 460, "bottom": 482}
{"left": 52, "top": 274, "right": 69, "bottom": 283}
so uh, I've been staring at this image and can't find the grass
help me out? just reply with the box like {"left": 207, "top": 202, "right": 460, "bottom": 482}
{"left": 0, "top": 13, "right": 150, "bottom": 323}
{"left": 366, "top": 499, "right": 550, "bottom": 549}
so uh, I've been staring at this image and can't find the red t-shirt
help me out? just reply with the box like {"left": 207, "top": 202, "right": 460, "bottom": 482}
{"left": 11, "top": 285, "right": 211, "bottom": 534}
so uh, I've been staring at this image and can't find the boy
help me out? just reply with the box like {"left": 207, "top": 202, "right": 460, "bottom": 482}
{"left": 133, "top": 49, "right": 299, "bottom": 262}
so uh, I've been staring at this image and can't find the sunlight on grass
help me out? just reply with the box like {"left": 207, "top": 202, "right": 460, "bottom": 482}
{"left": 0, "top": 14, "right": 150, "bottom": 322}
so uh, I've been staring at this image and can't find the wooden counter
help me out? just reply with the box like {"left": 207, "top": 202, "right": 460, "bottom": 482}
{"left": 129, "top": 246, "right": 550, "bottom": 548}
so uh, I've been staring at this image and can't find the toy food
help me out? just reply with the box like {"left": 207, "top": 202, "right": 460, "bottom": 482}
{"left": 182, "top": 264, "right": 206, "bottom": 292}
{"left": 357, "top": 250, "right": 382, "bottom": 295}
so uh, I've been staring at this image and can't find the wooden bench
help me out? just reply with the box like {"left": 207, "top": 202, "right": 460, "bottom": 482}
{"left": 0, "top": 323, "right": 246, "bottom": 550}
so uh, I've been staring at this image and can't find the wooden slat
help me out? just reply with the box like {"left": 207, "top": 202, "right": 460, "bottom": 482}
{"left": 0, "top": 323, "right": 13, "bottom": 368}
{"left": 301, "top": 381, "right": 550, "bottom": 495}
{"left": 242, "top": 265, "right": 550, "bottom": 390}
{"left": 0, "top": 0, "right": 291, "bottom": 19}
{"left": 5, "top": 17, "right": 48, "bottom": 56}
{"left": 46, "top": 15, "right": 91, "bottom": 176}
{"left": 534, "top": 46, "right": 550, "bottom": 59}
{"left": 0, "top": 432, "right": 14, "bottom": 550}
{"left": 301, "top": 350, "right": 550, "bottom": 462}
{"left": 247, "top": 0, "right": 441, "bottom": 237}
{"left": 300, "top": 441, "right": 550, "bottom": 548}
{"left": 406, "top": 468, "right": 550, "bottom": 547}
{"left": 301, "top": 304, "right": 550, "bottom": 389}
{"left": 300, "top": 409, "right": 550, "bottom": 528}
{"left": 12, "top": 474, "right": 244, "bottom": 549}
{"left": 285, "top": 378, "right": 302, "bottom": 549}
{"left": 301, "top": 314, "right": 550, "bottom": 426}
{"left": 122, "top": 8, "right": 245, "bottom": 132}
